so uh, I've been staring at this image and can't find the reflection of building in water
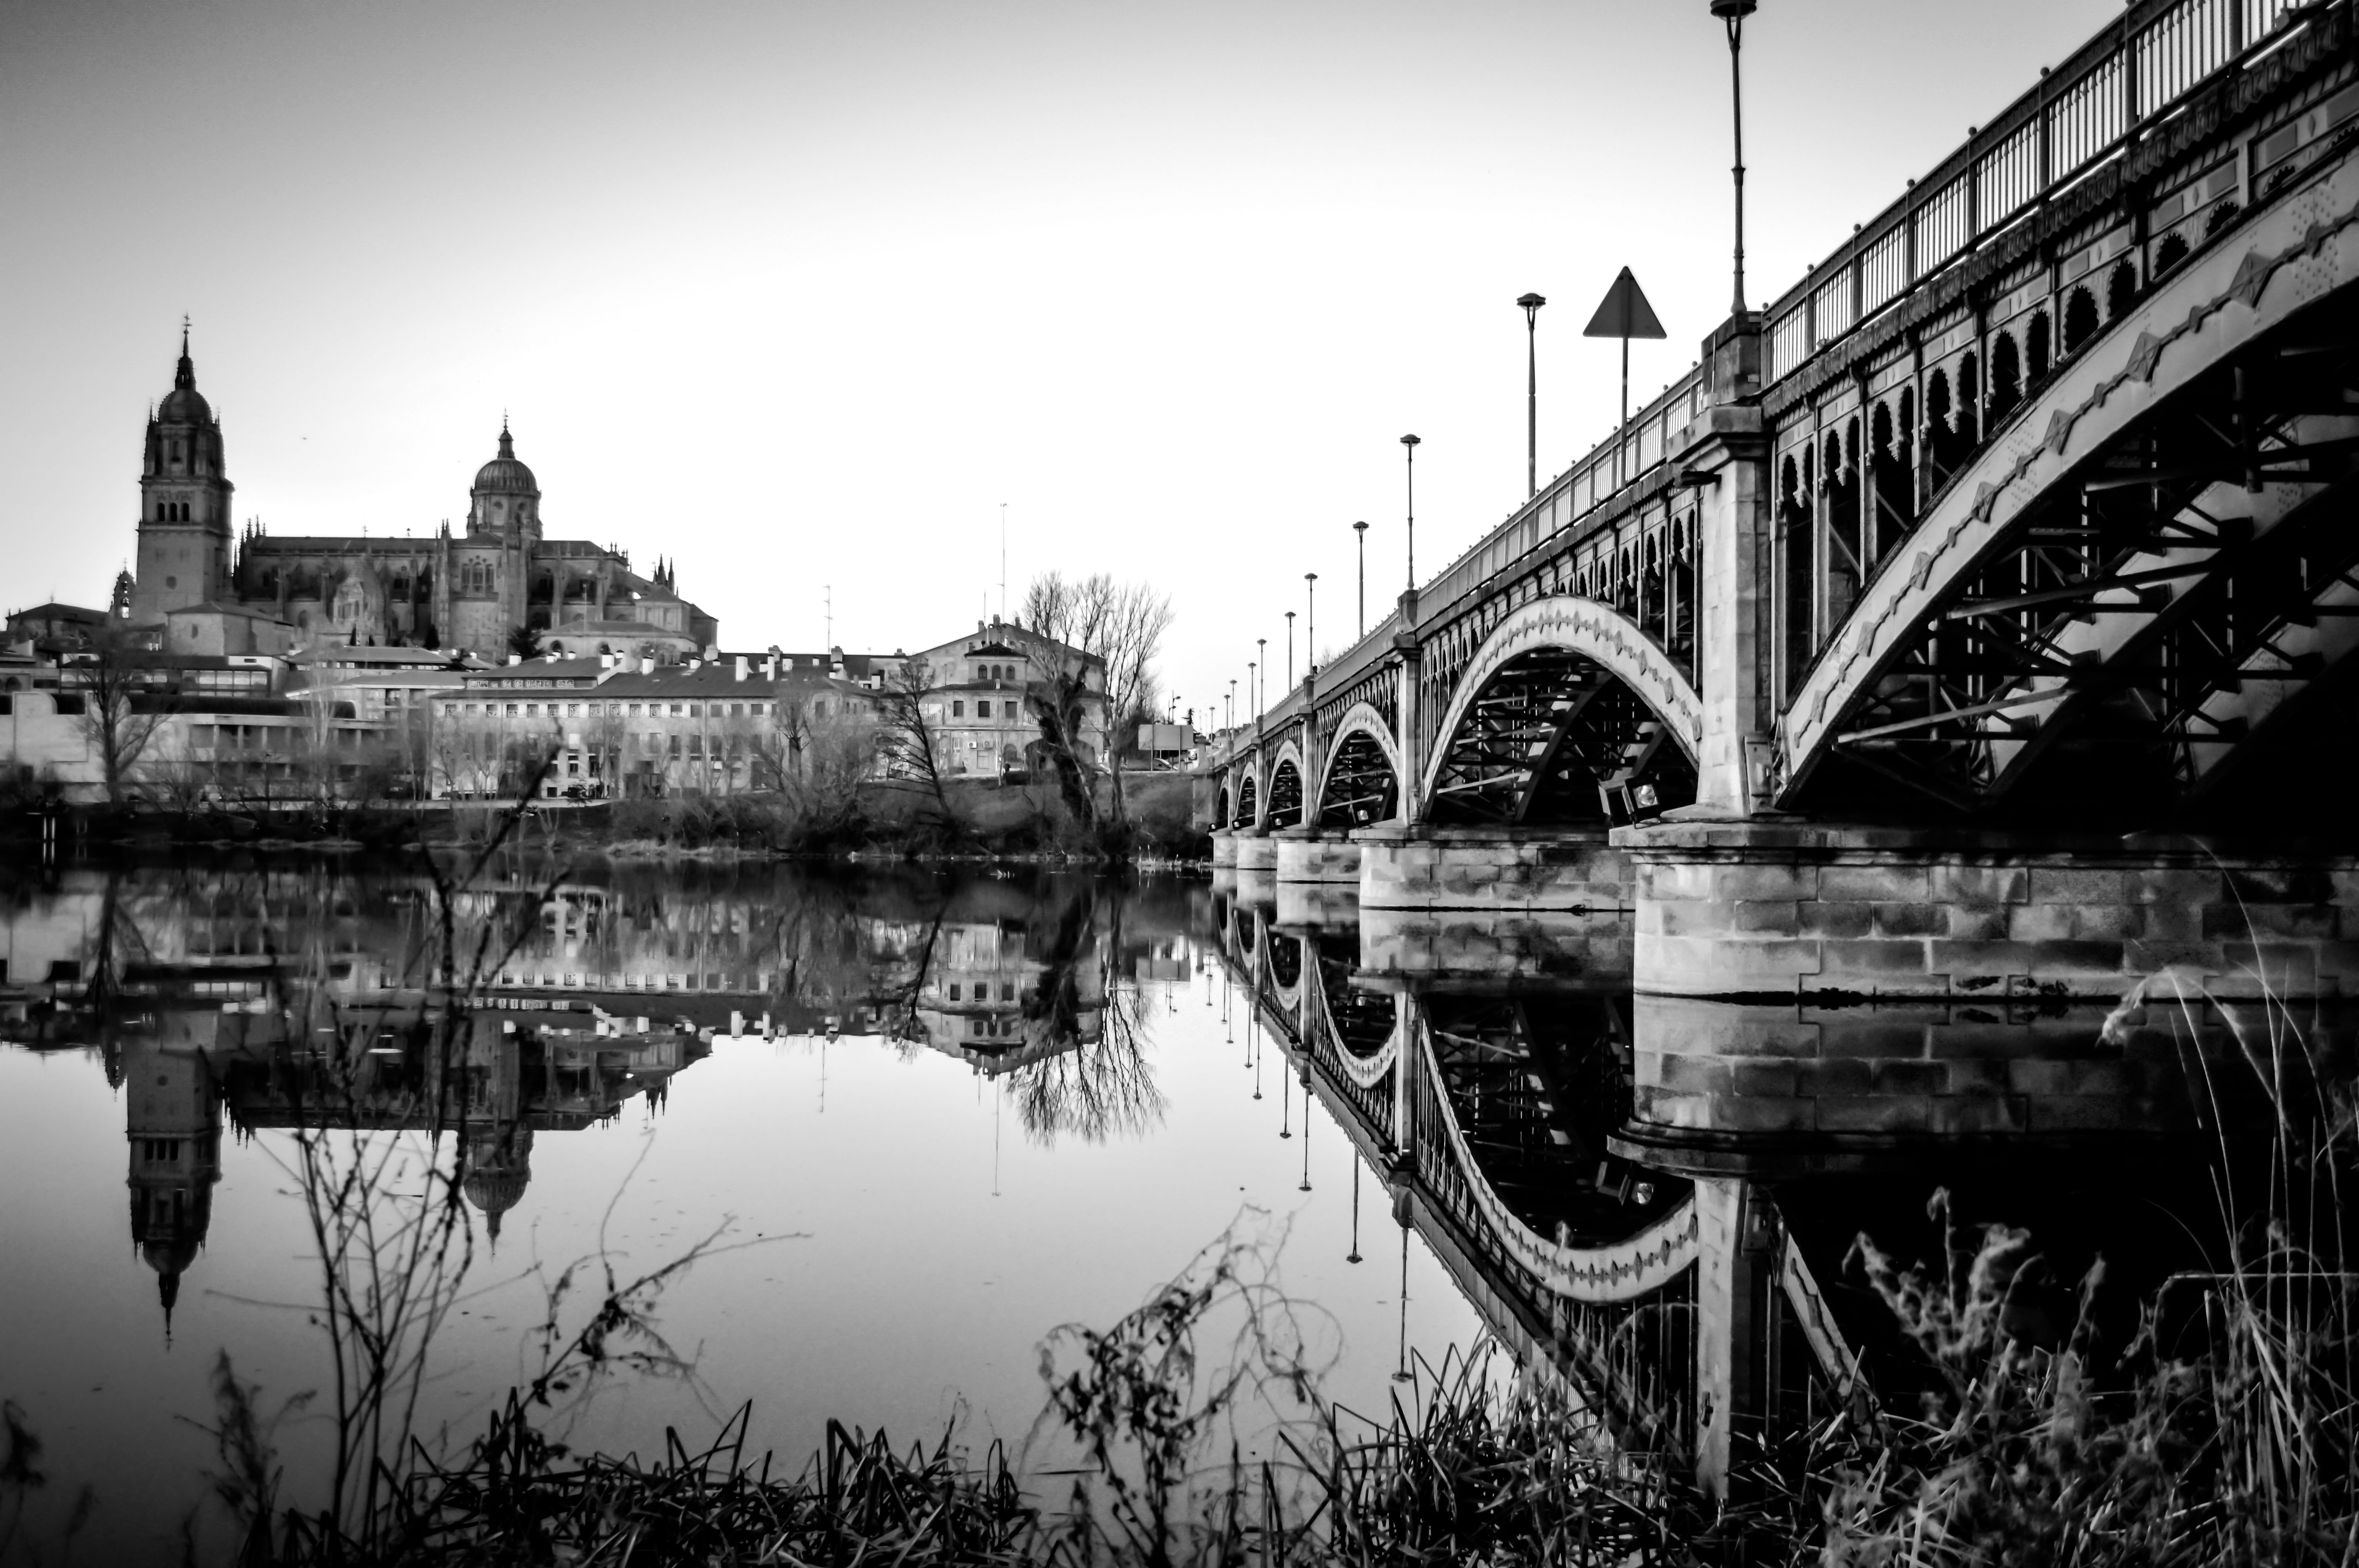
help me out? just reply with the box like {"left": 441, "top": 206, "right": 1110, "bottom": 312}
{"left": 912, "top": 917, "right": 1102, "bottom": 1071}
{"left": 122, "top": 1019, "right": 224, "bottom": 1335}
{"left": 2, "top": 866, "right": 1200, "bottom": 1325}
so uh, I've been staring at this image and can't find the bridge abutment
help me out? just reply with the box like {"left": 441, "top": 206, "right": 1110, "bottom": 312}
{"left": 1618, "top": 820, "right": 2359, "bottom": 1002}
{"left": 1273, "top": 826, "right": 1360, "bottom": 884}
{"left": 1234, "top": 830, "right": 1278, "bottom": 873}
{"left": 1356, "top": 823, "right": 1633, "bottom": 913}
{"left": 1209, "top": 829, "right": 1239, "bottom": 868}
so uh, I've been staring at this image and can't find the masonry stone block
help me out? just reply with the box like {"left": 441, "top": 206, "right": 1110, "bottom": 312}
{"left": 2029, "top": 867, "right": 2132, "bottom": 905}
{"left": 1819, "top": 866, "right": 1930, "bottom": 904}
{"left": 2006, "top": 903, "right": 2079, "bottom": 944}
{"left": 1727, "top": 1060, "right": 1802, "bottom": 1097}
{"left": 1938, "top": 905, "right": 2011, "bottom": 941}
{"left": 1928, "top": 1095, "right": 2032, "bottom": 1136}
{"left": 1798, "top": 900, "right": 1877, "bottom": 939}
{"left": 1870, "top": 1060, "right": 1949, "bottom": 1096}
{"left": 1814, "top": 937, "right": 1937, "bottom": 978}
{"left": 1732, "top": 900, "right": 1803, "bottom": 936}
{"left": 1927, "top": 864, "right": 2030, "bottom": 905}
{"left": 1872, "top": 902, "right": 1948, "bottom": 938}
{"left": 1816, "top": 1096, "right": 1934, "bottom": 1133}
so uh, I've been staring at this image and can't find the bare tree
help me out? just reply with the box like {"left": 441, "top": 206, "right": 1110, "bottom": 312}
{"left": 874, "top": 657, "right": 959, "bottom": 828}
{"left": 1015, "top": 572, "right": 1173, "bottom": 830}
{"left": 69, "top": 639, "right": 169, "bottom": 805}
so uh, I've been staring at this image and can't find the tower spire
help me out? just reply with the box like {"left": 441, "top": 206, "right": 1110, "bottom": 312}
{"left": 174, "top": 317, "right": 195, "bottom": 391}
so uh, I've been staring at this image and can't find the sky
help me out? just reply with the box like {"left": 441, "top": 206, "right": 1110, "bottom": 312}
{"left": 2, "top": 0, "right": 2122, "bottom": 725}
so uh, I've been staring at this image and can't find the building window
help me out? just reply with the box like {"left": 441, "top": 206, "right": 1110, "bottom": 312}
{"left": 952, "top": 700, "right": 964, "bottom": 717}
{"left": 976, "top": 700, "right": 990, "bottom": 718}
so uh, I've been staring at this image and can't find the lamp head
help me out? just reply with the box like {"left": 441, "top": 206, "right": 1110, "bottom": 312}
{"left": 1353, "top": 520, "right": 1369, "bottom": 535}
{"left": 1399, "top": 434, "right": 1420, "bottom": 448}
{"left": 1709, "top": 0, "right": 1757, "bottom": 15}
{"left": 1517, "top": 291, "right": 1547, "bottom": 313}
{"left": 1305, "top": 572, "right": 1318, "bottom": 583}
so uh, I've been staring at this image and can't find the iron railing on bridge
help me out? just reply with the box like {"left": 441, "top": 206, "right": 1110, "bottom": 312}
{"left": 1764, "top": 0, "right": 2319, "bottom": 384}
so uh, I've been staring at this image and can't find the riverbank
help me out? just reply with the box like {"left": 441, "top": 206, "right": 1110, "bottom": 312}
{"left": 0, "top": 770, "right": 1214, "bottom": 864}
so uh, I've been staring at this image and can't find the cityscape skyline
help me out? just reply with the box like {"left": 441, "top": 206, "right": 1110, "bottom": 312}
{"left": 3, "top": 0, "right": 2119, "bottom": 714}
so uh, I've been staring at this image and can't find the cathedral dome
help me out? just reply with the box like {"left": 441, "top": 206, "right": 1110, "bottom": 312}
{"left": 158, "top": 384, "right": 213, "bottom": 425}
{"left": 473, "top": 426, "right": 538, "bottom": 495}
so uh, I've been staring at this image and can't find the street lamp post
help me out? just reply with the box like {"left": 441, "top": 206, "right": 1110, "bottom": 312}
{"left": 1305, "top": 573, "right": 1318, "bottom": 676}
{"left": 1249, "top": 659, "right": 1258, "bottom": 724}
{"left": 1285, "top": 611, "right": 1296, "bottom": 690}
{"left": 1227, "top": 680, "right": 1235, "bottom": 736}
{"left": 1518, "top": 293, "right": 1546, "bottom": 497}
{"left": 1352, "top": 521, "right": 1369, "bottom": 635}
{"left": 1399, "top": 436, "right": 1420, "bottom": 594}
{"left": 1713, "top": 0, "right": 1760, "bottom": 316}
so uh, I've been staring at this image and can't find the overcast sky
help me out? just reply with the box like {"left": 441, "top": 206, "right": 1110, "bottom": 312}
{"left": 3, "top": 0, "right": 2119, "bottom": 722}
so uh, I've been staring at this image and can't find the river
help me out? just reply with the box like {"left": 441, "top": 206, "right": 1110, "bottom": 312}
{"left": 0, "top": 853, "right": 2300, "bottom": 1562}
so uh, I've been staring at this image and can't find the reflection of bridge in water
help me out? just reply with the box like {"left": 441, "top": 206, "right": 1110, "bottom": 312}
{"left": 1206, "top": 873, "right": 2330, "bottom": 1497}
{"left": 1210, "top": 884, "right": 1867, "bottom": 1490}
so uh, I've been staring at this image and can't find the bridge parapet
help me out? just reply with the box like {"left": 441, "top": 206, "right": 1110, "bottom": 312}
{"left": 1762, "top": 0, "right": 2325, "bottom": 394}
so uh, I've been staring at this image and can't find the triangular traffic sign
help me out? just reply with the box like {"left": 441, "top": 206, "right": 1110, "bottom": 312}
{"left": 1582, "top": 267, "right": 1666, "bottom": 340}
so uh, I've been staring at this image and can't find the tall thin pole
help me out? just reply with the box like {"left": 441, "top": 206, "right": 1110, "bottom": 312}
{"left": 998, "top": 502, "right": 1007, "bottom": 619}
{"left": 1619, "top": 336, "right": 1630, "bottom": 488}
{"left": 1285, "top": 611, "right": 1295, "bottom": 689}
{"left": 1400, "top": 436, "right": 1421, "bottom": 595}
{"left": 1305, "top": 573, "right": 1317, "bottom": 675}
{"left": 1249, "top": 661, "right": 1258, "bottom": 725}
{"left": 1518, "top": 294, "right": 1546, "bottom": 497}
{"left": 1719, "top": 2, "right": 1756, "bottom": 316}
{"left": 1353, "top": 521, "right": 1368, "bottom": 635}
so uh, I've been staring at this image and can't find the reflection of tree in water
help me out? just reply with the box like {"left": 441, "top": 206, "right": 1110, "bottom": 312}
{"left": 1009, "top": 883, "right": 1167, "bottom": 1145}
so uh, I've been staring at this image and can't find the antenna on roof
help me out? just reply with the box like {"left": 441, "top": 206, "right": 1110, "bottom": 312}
{"left": 825, "top": 584, "right": 832, "bottom": 648}
{"left": 999, "top": 503, "right": 1007, "bottom": 621}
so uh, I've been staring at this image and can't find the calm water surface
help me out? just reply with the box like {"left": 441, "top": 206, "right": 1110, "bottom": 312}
{"left": 0, "top": 861, "right": 1483, "bottom": 1563}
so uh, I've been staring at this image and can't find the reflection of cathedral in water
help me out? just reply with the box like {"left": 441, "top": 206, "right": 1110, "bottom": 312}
{"left": 1, "top": 866, "right": 1186, "bottom": 1330}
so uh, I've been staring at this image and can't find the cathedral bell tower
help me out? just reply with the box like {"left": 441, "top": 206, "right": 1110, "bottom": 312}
{"left": 131, "top": 326, "right": 235, "bottom": 622}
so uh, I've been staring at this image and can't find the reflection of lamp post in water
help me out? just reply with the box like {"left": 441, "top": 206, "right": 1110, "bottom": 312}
{"left": 1298, "top": 1071, "right": 1312, "bottom": 1192}
{"left": 1347, "top": 1160, "right": 1363, "bottom": 1263}
{"left": 1280, "top": 1067, "right": 1292, "bottom": 1138}
{"left": 1394, "top": 1216, "right": 1415, "bottom": 1384}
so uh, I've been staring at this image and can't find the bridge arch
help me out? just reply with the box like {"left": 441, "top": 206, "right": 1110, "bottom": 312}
{"left": 1782, "top": 147, "right": 2359, "bottom": 821}
{"left": 1232, "top": 770, "right": 1258, "bottom": 829}
{"left": 1410, "top": 1018, "right": 1697, "bottom": 1302}
{"left": 1315, "top": 701, "right": 1404, "bottom": 829}
{"left": 1263, "top": 740, "right": 1307, "bottom": 830}
{"left": 1419, "top": 597, "right": 1703, "bottom": 826}
{"left": 1212, "top": 783, "right": 1230, "bottom": 828}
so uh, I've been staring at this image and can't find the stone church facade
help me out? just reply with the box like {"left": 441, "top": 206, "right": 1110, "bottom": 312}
{"left": 127, "top": 335, "right": 717, "bottom": 663}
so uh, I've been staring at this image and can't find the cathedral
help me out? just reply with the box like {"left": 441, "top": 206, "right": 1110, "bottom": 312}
{"left": 127, "top": 332, "right": 718, "bottom": 662}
